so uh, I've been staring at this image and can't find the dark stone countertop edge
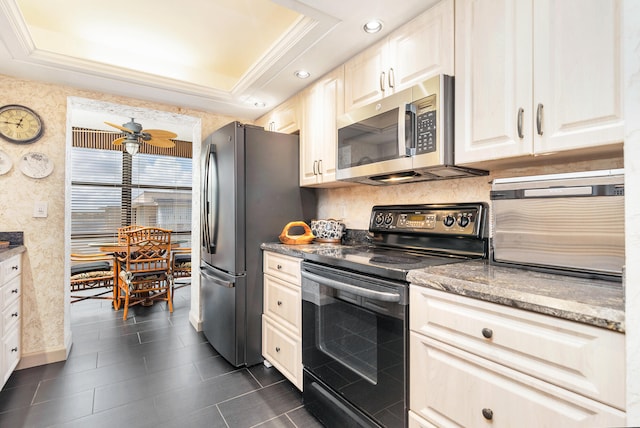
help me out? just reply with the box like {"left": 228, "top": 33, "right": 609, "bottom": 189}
{"left": 261, "top": 242, "right": 625, "bottom": 334}
{"left": 0, "top": 245, "right": 26, "bottom": 262}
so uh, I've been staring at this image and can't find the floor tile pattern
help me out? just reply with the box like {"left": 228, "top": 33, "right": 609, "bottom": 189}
{"left": 0, "top": 288, "right": 324, "bottom": 428}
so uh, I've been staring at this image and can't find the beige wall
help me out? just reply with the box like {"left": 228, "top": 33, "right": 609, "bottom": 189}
{"left": 317, "top": 157, "right": 624, "bottom": 230}
{"left": 0, "top": 73, "right": 244, "bottom": 367}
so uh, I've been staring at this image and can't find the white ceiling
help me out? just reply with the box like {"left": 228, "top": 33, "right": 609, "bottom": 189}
{"left": 0, "top": 0, "right": 439, "bottom": 123}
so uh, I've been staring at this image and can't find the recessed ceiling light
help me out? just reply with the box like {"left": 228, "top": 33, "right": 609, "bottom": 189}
{"left": 254, "top": 101, "right": 266, "bottom": 108}
{"left": 363, "top": 19, "right": 383, "bottom": 34}
{"left": 294, "top": 70, "right": 311, "bottom": 79}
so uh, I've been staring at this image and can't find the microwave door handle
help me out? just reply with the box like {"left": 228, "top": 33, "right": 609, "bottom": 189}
{"left": 403, "top": 103, "right": 417, "bottom": 157}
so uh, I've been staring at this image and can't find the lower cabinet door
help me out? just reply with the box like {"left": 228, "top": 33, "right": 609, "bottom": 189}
{"left": 408, "top": 410, "right": 437, "bottom": 428}
{"left": 3, "top": 326, "right": 20, "bottom": 384}
{"left": 410, "top": 332, "right": 626, "bottom": 427}
{"left": 262, "top": 315, "right": 302, "bottom": 390}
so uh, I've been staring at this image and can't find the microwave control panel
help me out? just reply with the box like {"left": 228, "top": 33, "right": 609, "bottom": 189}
{"left": 370, "top": 204, "right": 486, "bottom": 236}
{"left": 414, "top": 94, "right": 437, "bottom": 154}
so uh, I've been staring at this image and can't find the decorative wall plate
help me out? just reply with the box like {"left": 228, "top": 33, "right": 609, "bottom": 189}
{"left": 20, "top": 152, "right": 53, "bottom": 178}
{"left": 0, "top": 149, "right": 12, "bottom": 175}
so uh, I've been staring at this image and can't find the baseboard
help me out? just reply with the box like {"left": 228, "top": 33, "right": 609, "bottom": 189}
{"left": 189, "top": 309, "right": 203, "bottom": 331}
{"left": 16, "top": 340, "right": 71, "bottom": 370}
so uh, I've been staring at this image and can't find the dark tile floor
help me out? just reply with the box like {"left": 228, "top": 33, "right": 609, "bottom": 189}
{"left": 0, "top": 287, "right": 324, "bottom": 428}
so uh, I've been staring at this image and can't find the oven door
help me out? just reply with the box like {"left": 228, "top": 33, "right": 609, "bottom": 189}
{"left": 301, "top": 262, "right": 407, "bottom": 428}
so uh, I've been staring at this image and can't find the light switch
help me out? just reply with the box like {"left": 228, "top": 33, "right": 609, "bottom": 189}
{"left": 33, "top": 201, "right": 48, "bottom": 218}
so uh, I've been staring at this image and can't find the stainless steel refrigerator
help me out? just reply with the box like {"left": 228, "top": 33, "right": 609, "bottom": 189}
{"left": 200, "top": 121, "right": 316, "bottom": 367}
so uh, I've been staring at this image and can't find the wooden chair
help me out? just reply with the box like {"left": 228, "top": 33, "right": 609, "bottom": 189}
{"left": 114, "top": 227, "right": 173, "bottom": 320}
{"left": 170, "top": 247, "right": 191, "bottom": 302}
{"left": 117, "top": 225, "right": 142, "bottom": 244}
{"left": 70, "top": 253, "right": 117, "bottom": 305}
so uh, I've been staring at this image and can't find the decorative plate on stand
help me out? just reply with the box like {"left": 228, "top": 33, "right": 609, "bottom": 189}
{"left": 20, "top": 152, "right": 54, "bottom": 178}
{"left": 0, "top": 149, "right": 12, "bottom": 175}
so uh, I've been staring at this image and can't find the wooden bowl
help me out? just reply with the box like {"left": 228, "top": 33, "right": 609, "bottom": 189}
{"left": 279, "top": 221, "right": 315, "bottom": 245}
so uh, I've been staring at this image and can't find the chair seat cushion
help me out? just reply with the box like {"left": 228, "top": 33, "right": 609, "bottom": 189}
{"left": 71, "top": 261, "right": 111, "bottom": 276}
{"left": 71, "top": 270, "right": 113, "bottom": 280}
{"left": 174, "top": 254, "right": 191, "bottom": 264}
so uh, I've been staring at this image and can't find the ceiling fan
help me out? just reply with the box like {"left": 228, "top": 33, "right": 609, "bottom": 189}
{"left": 104, "top": 118, "right": 177, "bottom": 155}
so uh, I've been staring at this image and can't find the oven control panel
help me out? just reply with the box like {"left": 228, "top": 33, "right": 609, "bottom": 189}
{"left": 369, "top": 204, "right": 486, "bottom": 236}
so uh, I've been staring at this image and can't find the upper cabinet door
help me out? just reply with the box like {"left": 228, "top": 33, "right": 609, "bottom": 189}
{"left": 455, "top": 0, "right": 623, "bottom": 166}
{"left": 454, "top": 0, "right": 534, "bottom": 165}
{"left": 388, "top": 0, "right": 454, "bottom": 90}
{"left": 533, "top": 0, "right": 624, "bottom": 153}
{"left": 344, "top": 0, "right": 454, "bottom": 112}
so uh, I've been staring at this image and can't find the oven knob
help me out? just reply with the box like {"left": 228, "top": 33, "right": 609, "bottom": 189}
{"left": 374, "top": 213, "right": 384, "bottom": 225}
{"left": 384, "top": 213, "right": 394, "bottom": 225}
{"left": 458, "top": 216, "right": 470, "bottom": 228}
{"left": 443, "top": 215, "right": 455, "bottom": 227}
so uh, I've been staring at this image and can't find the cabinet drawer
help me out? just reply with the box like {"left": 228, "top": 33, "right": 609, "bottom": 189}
{"left": 263, "top": 252, "right": 301, "bottom": 284}
{"left": 408, "top": 410, "right": 437, "bottom": 428}
{"left": 410, "top": 332, "right": 625, "bottom": 428}
{"left": 2, "top": 275, "right": 21, "bottom": 309}
{"left": 3, "top": 326, "right": 20, "bottom": 384}
{"left": 2, "top": 299, "right": 20, "bottom": 336}
{"left": 264, "top": 275, "right": 301, "bottom": 335}
{"left": 410, "top": 286, "right": 625, "bottom": 410}
{"left": 262, "top": 315, "right": 302, "bottom": 390}
{"left": 1, "top": 254, "right": 21, "bottom": 283}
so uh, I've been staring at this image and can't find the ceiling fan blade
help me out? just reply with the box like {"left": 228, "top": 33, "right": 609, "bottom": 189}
{"left": 112, "top": 137, "right": 127, "bottom": 146}
{"left": 144, "top": 129, "right": 178, "bottom": 139}
{"left": 105, "top": 121, "right": 134, "bottom": 134}
{"left": 147, "top": 138, "right": 176, "bottom": 148}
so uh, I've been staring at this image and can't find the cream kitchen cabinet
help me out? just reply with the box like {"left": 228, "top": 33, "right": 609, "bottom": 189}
{"left": 261, "top": 251, "right": 303, "bottom": 390}
{"left": 455, "top": 0, "right": 624, "bottom": 166}
{"left": 255, "top": 95, "right": 300, "bottom": 134}
{"left": 1, "top": 254, "right": 22, "bottom": 389}
{"left": 409, "top": 286, "right": 626, "bottom": 427}
{"left": 299, "top": 66, "right": 344, "bottom": 187}
{"left": 344, "top": 0, "right": 453, "bottom": 112}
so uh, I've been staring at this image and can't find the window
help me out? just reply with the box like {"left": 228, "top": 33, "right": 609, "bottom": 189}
{"left": 70, "top": 128, "right": 192, "bottom": 253}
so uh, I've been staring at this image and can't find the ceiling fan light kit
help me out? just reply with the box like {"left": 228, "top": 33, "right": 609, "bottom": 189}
{"left": 104, "top": 118, "right": 177, "bottom": 155}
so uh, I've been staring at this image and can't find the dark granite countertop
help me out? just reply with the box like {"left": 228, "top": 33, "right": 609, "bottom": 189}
{"left": 407, "top": 260, "right": 624, "bottom": 333}
{"left": 262, "top": 242, "right": 625, "bottom": 333}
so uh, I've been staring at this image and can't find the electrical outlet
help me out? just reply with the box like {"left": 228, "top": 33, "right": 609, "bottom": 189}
{"left": 33, "top": 201, "right": 48, "bottom": 218}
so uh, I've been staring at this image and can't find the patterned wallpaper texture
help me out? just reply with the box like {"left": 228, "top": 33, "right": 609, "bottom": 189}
{"left": 1, "top": 73, "right": 239, "bottom": 365}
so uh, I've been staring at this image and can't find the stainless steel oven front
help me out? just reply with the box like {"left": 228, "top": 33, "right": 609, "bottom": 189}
{"left": 301, "top": 261, "right": 408, "bottom": 428}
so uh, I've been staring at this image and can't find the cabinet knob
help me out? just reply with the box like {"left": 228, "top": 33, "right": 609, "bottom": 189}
{"left": 482, "top": 408, "right": 493, "bottom": 420}
{"left": 275, "top": 346, "right": 281, "bottom": 353}
{"left": 277, "top": 300, "right": 282, "bottom": 306}
{"left": 481, "top": 328, "right": 493, "bottom": 339}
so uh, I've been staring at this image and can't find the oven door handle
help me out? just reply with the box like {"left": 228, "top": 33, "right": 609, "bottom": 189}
{"left": 302, "top": 271, "right": 401, "bottom": 303}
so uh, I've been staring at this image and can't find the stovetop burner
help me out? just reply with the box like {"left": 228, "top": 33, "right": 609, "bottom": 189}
{"left": 302, "top": 203, "right": 489, "bottom": 281}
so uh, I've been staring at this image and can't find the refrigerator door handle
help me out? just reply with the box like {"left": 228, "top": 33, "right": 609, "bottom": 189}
{"left": 202, "top": 144, "right": 219, "bottom": 254}
{"left": 201, "top": 267, "right": 235, "bottom": 288}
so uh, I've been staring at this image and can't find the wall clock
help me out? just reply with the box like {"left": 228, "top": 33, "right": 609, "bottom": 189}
{"left": 0, "top": 104, "right": 44, "bottom": 144}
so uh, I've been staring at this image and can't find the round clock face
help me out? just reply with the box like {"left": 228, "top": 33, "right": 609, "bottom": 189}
{"left": 0, "top": 104, "right": 44, "bottom": 144}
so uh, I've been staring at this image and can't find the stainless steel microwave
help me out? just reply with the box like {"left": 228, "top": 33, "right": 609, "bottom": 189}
{"left": 336, "top": 75, "right": 487, "bottom": 185}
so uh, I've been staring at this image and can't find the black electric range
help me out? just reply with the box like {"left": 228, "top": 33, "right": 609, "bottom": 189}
{"left": 303, "top": 203, "right": 489, "bottom": 281}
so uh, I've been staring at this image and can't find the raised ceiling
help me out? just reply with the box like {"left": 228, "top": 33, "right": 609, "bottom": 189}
{"left": 0, "top": 0, "right": 438, "bottom": 120}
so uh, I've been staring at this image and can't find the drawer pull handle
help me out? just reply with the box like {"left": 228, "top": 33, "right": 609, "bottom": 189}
{"left": 12, "top": 265, "right": 19, "bottom": 270}
{"left": 275, "top": 346, "right": 281, "bottom": 353}
{"left": 482, "top": 408, "right": 493, "bottom": 420}
{"left": 11, "top": 347, "right": 18, "bottom": 353}
{"left": 12, "top": 289, "right": 18, "bottom": 294}
{"left": 277, "top": 300, "right": 282, "bottom": 306}
{"left": 481, "top": 328, "right": 493, "bottom": 339}
{"left": 12, "top": 312, "right": 19, "bottom": 317}
{"left": 276, "top": 264, "right": 282, "bottom": 270}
